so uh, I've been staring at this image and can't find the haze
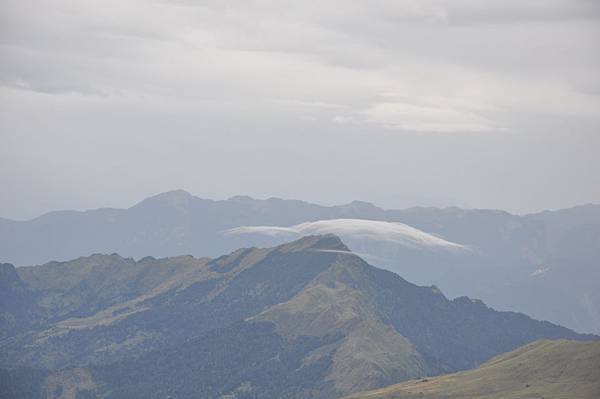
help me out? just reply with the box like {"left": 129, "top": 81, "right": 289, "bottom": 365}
{"left": 1, "top": 0, "right": 600, "bottom": 220}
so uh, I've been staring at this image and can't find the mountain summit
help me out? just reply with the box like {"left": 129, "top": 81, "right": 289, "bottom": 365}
{"left": 135, "top": 189, "right": 195, "bottom": 205}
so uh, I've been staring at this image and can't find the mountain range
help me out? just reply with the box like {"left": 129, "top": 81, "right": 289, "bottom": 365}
{"left": 1, "top": 235, "right": 597, "bottom": 398}
{"left": 1, "top": 190, "right": 599, "bottom": 334}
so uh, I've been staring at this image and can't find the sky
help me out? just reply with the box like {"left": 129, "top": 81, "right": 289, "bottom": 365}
{"left": 1, "top": 0, "right": 599, "bottom": 220}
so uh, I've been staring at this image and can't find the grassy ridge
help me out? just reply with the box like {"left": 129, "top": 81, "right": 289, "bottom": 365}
{"left": 346, "top": 340, "right": 600, "bottom": 399}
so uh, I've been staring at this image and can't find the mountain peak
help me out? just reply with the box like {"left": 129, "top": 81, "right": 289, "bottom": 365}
{"left": 228, "top": 195, "right": 255, "bottom": 202}
{"left": 133, "top": 189, "right": 196, "bottom": 209}
{"left": 338, "top": 200, "right": 382, "bottom": 212}
{"left": 350, "top": 200, "right": 377, "bottom": 207}
{"left": 277, "top": 234, "right": 350, "bottom": 253}
{"left": 151, "top": 189, "right": 194, "bottom": 201}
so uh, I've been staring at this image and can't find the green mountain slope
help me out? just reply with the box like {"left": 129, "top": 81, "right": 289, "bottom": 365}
{"left": 1, "top": 235, "right": 596, "bottom": 398}
{"left": 345, "top": 339, "right": 600, "bottom": 399}
{"left": 16, "top": 253, "right": 211, "bottom": 320}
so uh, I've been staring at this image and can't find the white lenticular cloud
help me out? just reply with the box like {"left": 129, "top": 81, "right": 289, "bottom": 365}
{"left": 226, "top": 225, "right": 300, "bottom": 238}
{"left": 226, "top": 218, "right": 467, "bottom": 251}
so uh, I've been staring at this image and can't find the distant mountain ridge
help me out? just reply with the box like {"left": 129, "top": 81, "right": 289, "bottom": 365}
{"left": 1, "top": 190, "right": 599, "bottom": 334}
{"left": 0, "top": 235, "right": 596, "bottom": 398}
{"left": 1, "top": 190, "right": 597, "bottom": 265}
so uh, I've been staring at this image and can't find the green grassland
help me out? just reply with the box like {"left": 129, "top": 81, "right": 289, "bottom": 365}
{"left": 346, "top": 339, "right": 600, "bottom": 399}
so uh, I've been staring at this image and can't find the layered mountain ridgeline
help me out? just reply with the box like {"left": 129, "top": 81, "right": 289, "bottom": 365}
{"left": 345, "top": 340, "right": 600, "bottom": 399}
{"left": 1, "top": 236, "right": 596, "bottom": 398}
{"left": 1, "top": 190, "right": 599, "bottom": 335}
{"left": 4, "top": 190, "right": 599, "bottom": 267}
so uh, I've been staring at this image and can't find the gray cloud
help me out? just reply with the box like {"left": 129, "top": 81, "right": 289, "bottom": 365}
{"left": 1, "top": 0, "right": 599, "bottom": 218}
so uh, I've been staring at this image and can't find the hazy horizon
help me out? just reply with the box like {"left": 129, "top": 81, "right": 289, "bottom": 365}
{"left": 2, "top": 188, "right": 599, "bottom": 222}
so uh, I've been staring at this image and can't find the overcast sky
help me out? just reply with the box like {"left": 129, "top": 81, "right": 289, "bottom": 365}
{"left": 1, "top": 0, "right": 599, "bottom": 219}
